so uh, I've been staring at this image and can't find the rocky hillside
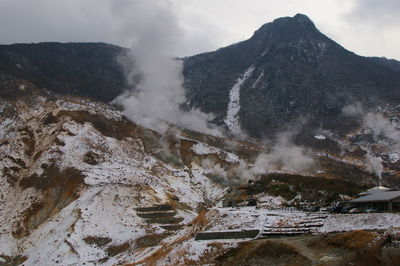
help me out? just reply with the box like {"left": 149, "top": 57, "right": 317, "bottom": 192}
{"left": 0, "top": 91, "right": 230, "bottom": 264}
{"left": 183, "top": 14, "right": 400, "bottom": 138}
{"left": 0, "top": 42, "right": 127, "bottom": 102}
{"left": 368, "top": 57, "right": 400, "bottom": 73}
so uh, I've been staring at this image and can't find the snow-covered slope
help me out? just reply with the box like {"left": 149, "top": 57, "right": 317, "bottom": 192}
{"left": 1, "top": 94, "right": 399, "bottom": 265}
{"left": 0, "top": 96, "right": 230, "bottom": 265}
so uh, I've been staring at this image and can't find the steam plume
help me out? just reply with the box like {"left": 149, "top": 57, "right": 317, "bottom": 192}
{"left": 201, "top": 159, "right": 227, "bottom": 179}
{"left": 236, "top": 131, "right": 316, "bottom": 181}
{"left": 364, "top": 112, "right": 400, "bottom": 142}
{"left": 365, "top": 150, "right": 384, "bottom": 179}
{"left": 110, "top": 0, "right": 221, "bottom": 136}
{"left": 253, "top": 132, "right": 316, "bottom": 174}
{"left": 342, "top": 103, "right": 400, "bottom": 179}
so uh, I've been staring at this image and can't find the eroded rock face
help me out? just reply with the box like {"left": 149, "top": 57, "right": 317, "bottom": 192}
{"left": 13, "top": 166, "right": 85, "bottom": 238}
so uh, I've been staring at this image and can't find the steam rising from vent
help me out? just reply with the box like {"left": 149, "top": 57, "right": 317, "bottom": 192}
{"left": 110, "top": 0, "right": 221, "bottom": 136}
{"left": 365, "top": 151, "right": 384, "bottom": 179}
{"left": 237, "top": 131, "right": 316, "bottom": 181}
{"left": 362, "top": 112, "right": 400, "bottom": 180}
{"left": 342, "top": 103, "right": 400, "bottom": 179}
{"left": 342, "top": 102, "right": 365, "bottom": 117}
{"left": 364, "top": 112, "right": 400, "bottom": 142}
{"left": 343, "top": 102, "right": 400, "bottom": 142}
{"left": 201, "top": 159, "right": 227, "bottom": 179}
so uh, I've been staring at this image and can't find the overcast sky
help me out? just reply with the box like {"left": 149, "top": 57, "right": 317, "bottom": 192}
{"left": 0, "top": 0, "right": 399, "bottom": 60}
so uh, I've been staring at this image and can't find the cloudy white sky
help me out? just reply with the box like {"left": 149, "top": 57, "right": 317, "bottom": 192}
{"left": 0, "top": 0, "right": 399, "bottom": 60}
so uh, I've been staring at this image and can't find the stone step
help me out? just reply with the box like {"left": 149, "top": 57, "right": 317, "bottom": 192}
{"left": 293, "top": 223, "right": 324, "bottom": 228}
{"left": 195, "top": 230, "right": 260, "bottom": 241}
{"left": 264, "top": 225, "right": 321, "bottom": 229}
{"left": 261, "top": 230, "right": 310, "bottom": 236}
{"left": 145, "top": 217, "right": 184, "bottom": 225}
{"left": 263, "top": 228, "right": 311, "bottom": 232}
{"left": 298, "top": 219, "right": 325, "bottom": 223}
{"left": 307, "top": 216, "right": 328, "bottom": 219}
{"left": 136, "top": 205, "right": 173, "bottom": 213}
{"left": 160, "top": 225, "right": 184, "bottom": 231}
{"left": 137, "top": 211, "right": 177, "bottom": 219}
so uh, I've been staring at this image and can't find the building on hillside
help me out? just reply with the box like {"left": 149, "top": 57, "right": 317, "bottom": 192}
{"left": 359, "top": 186, "right": 394, "bottom": 196}
{"left": 222, "top": 198, "right": 236, "bottom": 208}
{"left": 350, "top": 191, "right": 400, "bottom": 211}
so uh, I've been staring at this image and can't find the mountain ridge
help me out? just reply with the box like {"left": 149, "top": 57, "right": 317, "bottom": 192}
{"left": 0, "top": 42, "right": 128, "bottom": 102}
{"left": 183, "top": 14, "right": 400, "bottom": 138}
{"left": 0, "top": 15, "right": 400, "bottom": 141}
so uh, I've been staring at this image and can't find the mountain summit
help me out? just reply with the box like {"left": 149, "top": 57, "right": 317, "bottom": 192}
{"left": 252, "top": 13, "right": 318, "bottom": 40}
{"left": 183, "top": 14, "right": 400, "bottom": 139}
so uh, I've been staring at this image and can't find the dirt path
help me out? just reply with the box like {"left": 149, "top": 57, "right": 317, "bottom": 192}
{"left": 275, "top": 235, "right": 340, "bottom": 264}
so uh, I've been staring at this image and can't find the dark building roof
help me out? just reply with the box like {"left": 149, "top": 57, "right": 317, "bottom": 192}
{"left": 359, "top": 186, "right": 395, "bottom": 196}
{"left": 350, "top": 191, "right": 400, "bottom": 203}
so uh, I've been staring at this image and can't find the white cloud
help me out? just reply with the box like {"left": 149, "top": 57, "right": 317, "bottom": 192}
{"left": 349, "top": 0, "right": 400, "bottom": 25}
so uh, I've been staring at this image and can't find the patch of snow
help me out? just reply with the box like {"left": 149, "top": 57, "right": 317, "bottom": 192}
{"left": 191, "top": 142, "right": 219, "bottom": 155}
{"left": 388, "top": 153, "right": 399, "bottom": 163}
{"left": 255, "top": 194, "right": 285, "bottom": 209}
{"left": 190, "top": 163, "right": 226, "bottom": 202}
{"left": 224, "top": 66, "right": 255, "bottom": 135}
{"left": 314, "top": 135, "right": 326, "bottom": 140}
{"left": 260, "top": 47, "right": 270, "bottom": 57}
{"left": 56, "top": 99, "right": 122, "bottom": 121}
{"left": 191, "top": 142, "right": 240, "bottom": 164}
{"left": 163, "top": 239, "right": 238, "bottom": 265}
{"left": 251, "top": 71, "right": 264, "bottom": 88}
{"left": 225, "top": 152, "right": 240, "bottom": 164}
{"left": 391, "top": 117, "right": 400, "bottom": 129}
{"left": 319, "top": 213, "right": 400, "bottom": 233}
{"left": 210, "top": 207, "right": 266, "bottom": 231}
{"left": 317, "top": 42, "right": 327, "bottom": 54}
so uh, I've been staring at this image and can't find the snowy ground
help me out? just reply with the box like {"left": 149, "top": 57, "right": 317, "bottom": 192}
{"left": 158, "top": 207, "right": 400, "bottom": 264}
{"left": 205, "top": 207, "right": 400, "bottom": 234}
{"left": 2, "top": 96, "right": 399, "bottom": 265}
{"left": 191, "top": 142, "right": 240, "bottom": 164}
